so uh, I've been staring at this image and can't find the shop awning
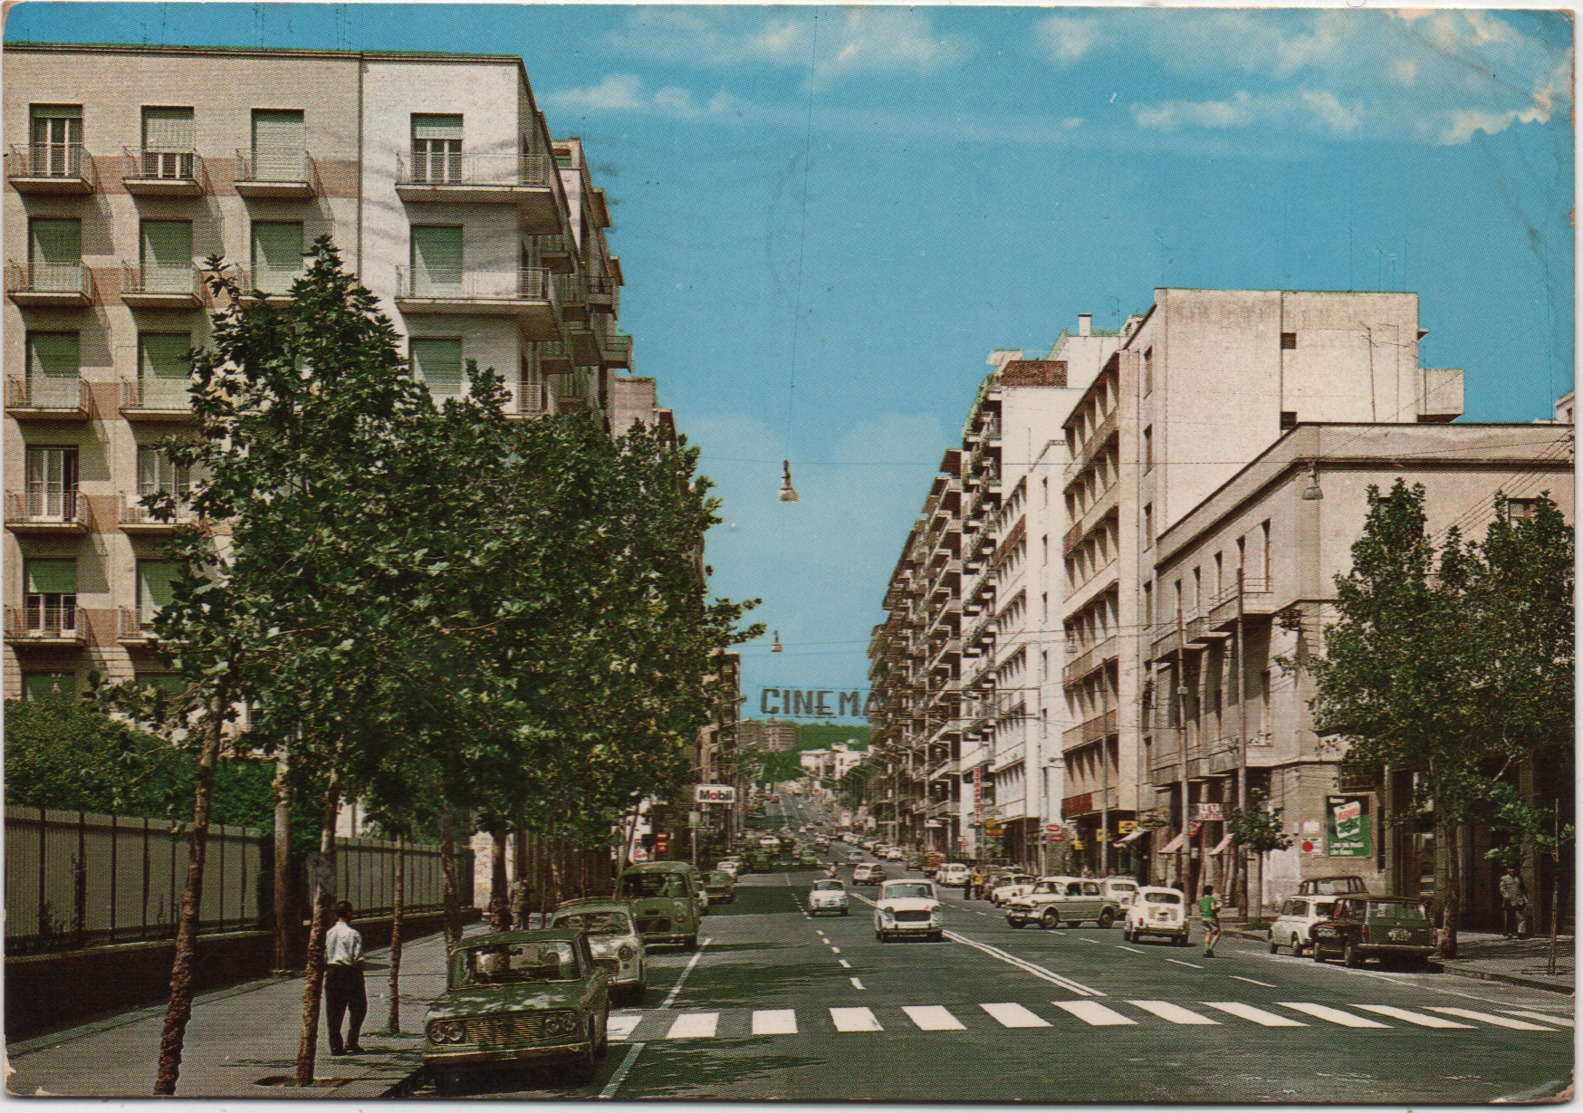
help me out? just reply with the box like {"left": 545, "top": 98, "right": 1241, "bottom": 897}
{"left": 1160, "top": 830, "right": 1185, "bottom": 853}
{"left": 1115, "top": 827, "right": 1146, "bottom": 845}
{"left": 1210, "top": 832, "right": 1235, "bottom": 855}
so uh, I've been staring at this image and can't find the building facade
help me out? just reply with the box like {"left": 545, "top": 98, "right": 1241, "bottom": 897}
{"left": 4, "top": 43, "right": 636, "bottom": 699}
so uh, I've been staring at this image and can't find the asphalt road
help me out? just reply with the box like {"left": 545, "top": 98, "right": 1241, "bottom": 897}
{"left": 429, "top": 794, "right": 1574, "bottom": 1103}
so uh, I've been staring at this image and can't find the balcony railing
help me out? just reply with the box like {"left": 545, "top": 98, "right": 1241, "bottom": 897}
{"left": 1062, "top": 632, "right": 1119, "bottom": 686}
{"left": 1208, "top": 577, "right": 1276, "bottom": 627}
{"left": 236, "top": 265, "right": 304, "bottom": 298}
{"left": 8, "top": 143, "right": 95, "bottom": 192}
{"left": 122, "top": 147, "right": 206, "bottom": 194}
{"left": 6, "top": 603, "right": 88, "bottom": 644}
{"left": 6, "top": 376, "right": 86, "bottom": 414}
{"left": 120, "top": 494, "right": 196, "bottom": 530}
{"left": 396, "top": 152, "right": 555, "bottom": 189}
{"left": 7, "top": 261, "right": 94, "bottom": 305}
{"left": 121, "top": 263, "right": 201, "bottom": 307}
{"left": 117, "top": 606, "right": 159, "bottom": 642}
{"left": 602, "top": 333, "right": 633, "bottom": 370}
{"left": 6, "top": 490, "right": 86, "bottom": 530}
{"left": 233, "top": 149, "right": 318, "bottom": 198}
{"left": 395, "top": 266, "right": 552, "bottom": 305}
{"left": 120, "top": 377, "right": 192, "bottom": 414}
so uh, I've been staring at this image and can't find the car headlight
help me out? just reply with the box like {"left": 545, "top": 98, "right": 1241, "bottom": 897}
{"left": 618, "top": 944, "right": 636, "bottom": 962}
{"left": 427, "top": 1019, "right": 467, "bottom": 1044}
{"left": 542, "top": 1011, "right": 581, "bottom": 1037}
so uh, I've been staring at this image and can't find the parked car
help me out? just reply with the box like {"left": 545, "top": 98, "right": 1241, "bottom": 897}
{"left": 936, "top": 863, "right": 971, "bottom": 888}
{"left": 808, "top": 878, "right": 850, "bottom": 916}
{"left": 922, "top": 851, "right": 945, "bottom": 877}
{"left": 989, "top": 874, "right": 1037, "bottom": 906}
{"left": 1312, "top": 895, "right": 1436, "bottom": 970}
{"left": 716, "top": 858, "right": 741, "bottom": 879}
{"left": 1005, "top": 876, "right": 1121, "bottom": 929}
{"left": 1122, "top": 886, "right": 1189, "bottom": 945}
{"left": 884, "top": 847, "right": 906, "bottom": 862}
{"left": 852, "top": 862, "right": 886, "bottom": 885}
{"left": 874, "top": 878, "right": 943, "bottom": 942}
{"left": 847, "top": 850, "right": 865, "bottom": 863}
{"left": 1298, "top": 875, "right": 1368, "bottom": 896}
{"left": 614, "top": 863, "right": 700, "bottom": 950}
{"left": 423, "top": 929, "right": 611, "bottom": 1091}
{"left": 550, "top": 900, "right": 647, "bottom": 1004}
{"left": 1100, "top": 877, "right": 1140, "bottom": 909}
{"left": 800, "top": 850, "right": 820, "bottom": 867}
{"left": 702, "top": 870, "right": 737, "bottom": 905}
{"left": 1268, "top": 895, "right": 1338, "bottom": 955}
{"left": 905, "top": 853, "right": 924, "bottom": 870}
{"left": 747, "top": 849, "right": 775, "bottom": 873}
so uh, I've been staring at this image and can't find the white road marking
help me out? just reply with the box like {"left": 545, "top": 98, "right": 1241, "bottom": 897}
{"left": 751, "top": 1009, "right": 799, "bottom": 1035}
{"left": 980, "top": 1002, "right": 1051, "bottom": 1028}
{"left": 1129, "top": 1000, "right": 1220, "bottom": 1025}
{"left": 1355, "top": 1005, "right": 1475, "bottom": 1029}
{"left": 903, "top": 1005, "right": 966, "bottom": 1030}
{"left": 838, "top": 959, "right": 852, "bottom": 968}
{"left": 659, "top": 938, "right": 711, "bottom": 1009}
{"left": 607, "top": 1014, "right": 644, "bottom": 1041}
{"left": 1116, "top": 945, "right": 1146, "bottom": 954}
{"left": 830, "top": 1006, "right": 882, "bottom": 1031}
{"left": 1077, "top": 937, "right": 1105, "bottom": 945}
{"left": 1427, "top": 1007, "right": 1558, "bottom": 1031}
{"left": 1051, "top": 1000, "right": 1136, "bottom": 1026}
{"left": 1278, "top": 1002, "right": 1391, "bottom": 1028}
{"left": 598, "top": 1041, "right": 645, "bottom": 1100}
{"left": 665, "top": 1012, "right": 719, "bottom": 1039}
{"left": 830, "top": 947, "right": 841, "bottom": 954}
{"left": 849, "top": 977, "right": 866, "bottom": 990}
{"left": 941, "top": 931, "right": 1104, "bottom": 996}
{"left": 1203, "top": 1001, "right": 1308, "bottom": 1027}
{"left": 1166, "top": 958, "right": 1203, "bottom": 969}
{"left": 1229, "top": 975, "right": 1277, "bottom": 988}
{"left": 1501, "top": 1010, "right": 1574, "bottom": 1028}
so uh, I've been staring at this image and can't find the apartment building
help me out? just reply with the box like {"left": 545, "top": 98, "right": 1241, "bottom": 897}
{"left": 1145, "top": 422, "right": 1572, "bottom": 914}
{"left": 738, "top": 719, "right": 801, "bottom": 753}
{"left": 1060, "top": 288, "right": 1465, "bottom": 889}
{"left": 4, "top": 43, "right": 638, "bottom": 699}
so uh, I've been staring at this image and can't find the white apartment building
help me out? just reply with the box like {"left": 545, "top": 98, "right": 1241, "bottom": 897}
{"left": 4, "top": 43, "right": 638, "bottom": 699}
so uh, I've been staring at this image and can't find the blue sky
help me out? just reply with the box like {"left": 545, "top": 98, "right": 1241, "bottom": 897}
{"left": 9, "top": 4, "right": 1573, "bottom": 720}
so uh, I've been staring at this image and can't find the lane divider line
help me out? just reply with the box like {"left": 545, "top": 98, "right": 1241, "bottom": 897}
{"left": 941, "top": 931, "right": 1104, "bottom": 997}
{"left": 1229, "top": 975, "right": 1276, "bottom": 988}
{"left": 1165, "top": 958, "right": 1202, "bottom": 970}
{"left": 838, "top": 959, "right": 852, "bottom": 968}
{"left": 660, "top": 938, "right": 711, "bottom": 1010}
{"left": 1502, "top": 1010, "right": 1575, "bottom": 1028}
{"left": 598, "top": 1041, "right": 645, "bottom": 1100}
{"left": 1116, "top": 945, "right": 1146, "bottom": 955}
{"left": 849, "top": 977, "right": 866, "bottom": 990}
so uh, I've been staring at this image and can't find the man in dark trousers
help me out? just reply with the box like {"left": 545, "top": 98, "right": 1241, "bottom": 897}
{"left": 324, "top": 901, "right": 367, "bottom": 1055}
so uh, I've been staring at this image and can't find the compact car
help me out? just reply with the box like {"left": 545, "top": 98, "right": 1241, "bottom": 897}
{"left": 936, "top": 863, "right": 970, "bottom": 887}
{"left": 1101, "top": 877, "right": 1139, "bottom": 909}
{"left": 1005, "top": 876, "right": 1121, "bottom": 929}
{"left": 874, "top": 878, "right": 943, "bottom": 942}
{"left": 702, "top": 869, "right": 737, "bottom": 905}
{"left": 989, "top": 874, "right": 1037, "bottom": 906}
{"left": 550, "top": 900, "right": 647, "bottom": 1004}
{"left": 615, "top": 863, "right": 700, "bottom": 950}
{"left": 1312, "top": 896, "right": 1436, "bottom": 970}
{"left": 1122, "top": 886, "right": 1189, "bottom": 945}
{"left": 852, "top": 862, "right": 886, "bottom": 885}
{"left": 808, "top": 878, "right": 850, "bottom": 915}
{"left": 1268, "top": 895, "right": 1338, "bottom": 955}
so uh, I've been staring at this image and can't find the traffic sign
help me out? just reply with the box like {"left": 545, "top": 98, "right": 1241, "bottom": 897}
{"left": 1046, "top": 823, "right": 1063, "bottom": 833}
{"left": 695, "top": 784, "right": 737, "bottom": 804}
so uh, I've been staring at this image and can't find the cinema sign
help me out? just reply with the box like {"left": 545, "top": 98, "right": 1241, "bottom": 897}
{"left": 760, "top": 688, "right": 881, "bottom": 718}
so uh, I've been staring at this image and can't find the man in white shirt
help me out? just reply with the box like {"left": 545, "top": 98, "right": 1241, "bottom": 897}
{"left": 324, "top": 901, "right": 367, "bottom": 1055}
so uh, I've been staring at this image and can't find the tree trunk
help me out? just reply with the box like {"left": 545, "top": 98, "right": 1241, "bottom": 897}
{"left": 1439, "top": 817, "right": 1461, "bottom": 960}
{"left": 439, "top": 805, "right": 463, "bottom": 954}
{"left": 293, "top": 775, "right": 341, "bottom": 1087}
{"left": 489, "top": 832, "right": 510, "bottom": 931}
{"left": 272, "top": 752, "right": 292, "bottom": 973}
{"left": 385, "top": 832, "right": 405, "bottom": 1033}
{"left": 1548, "top": 804, "right": 1562, "bottom": 976}
{"left": 152, "top": 692, "right": 226, "bottom": 1096}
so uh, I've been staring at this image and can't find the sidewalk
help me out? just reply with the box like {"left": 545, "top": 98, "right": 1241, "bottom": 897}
{"left": 7, "top": 929, "right": 456, "bottom": 1099}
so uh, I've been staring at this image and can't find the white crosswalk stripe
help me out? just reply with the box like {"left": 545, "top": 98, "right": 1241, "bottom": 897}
{"left": 903, "top": 1005, "right": 965, "bottom": 1030}
{"left": 1354, "top": 1005, "right": 1475, "bottom": 1029}
{"left": 1051, "top": 1000, "right": 1136, "bottom": 1026}
{"left": 666, "top": 1012, "right": 719, "bottom": 1039}
{"left": 1501, "top": 1010, "right": 1574, "bottom": 1028}
{"left": 1278, "top": 1003, "right": 1391, "bottom": 1028}
{"left": 608, "top": 1014, "right": 643, "bottom": 1042}
{"left": 1426, "top": 1008, "right": 1558, "bottom": 1031}
{"left": 830, "top": 1006, "right": 883, "bottom": 1032}
{"left": 1202, "top": 1002, "right": 1308, "bottom": 1027}
{"left": 1128, "top": 1000, "right": 1220, "bottom": 1025}
{"left": 751, "top": 1009, "right": 799, "bottom": 1035}
{"left": 980, "top": 1002, "right": 1050, "bottom": 1028}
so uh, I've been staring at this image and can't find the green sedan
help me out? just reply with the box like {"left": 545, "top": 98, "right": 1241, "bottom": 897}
{"left": 424, "top": 929, "right": 611, "bottom": 1091}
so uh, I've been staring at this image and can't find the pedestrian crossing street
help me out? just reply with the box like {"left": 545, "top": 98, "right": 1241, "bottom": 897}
{"left": 607, "top": 1000, "right": 1571, "bottom": 1042}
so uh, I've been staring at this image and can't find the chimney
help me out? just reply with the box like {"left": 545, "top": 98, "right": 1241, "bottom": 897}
{"left": 1078, "top": 313, "right": 1092, "bottom": 337}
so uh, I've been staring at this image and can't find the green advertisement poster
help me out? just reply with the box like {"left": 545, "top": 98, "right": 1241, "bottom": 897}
{"left": 1326, "top": 795, "right": 1371, "bottom": 857}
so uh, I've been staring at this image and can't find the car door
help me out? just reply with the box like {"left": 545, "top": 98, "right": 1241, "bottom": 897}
{"left": 1081, "top": 881, "right": 1104, "bottom": 921}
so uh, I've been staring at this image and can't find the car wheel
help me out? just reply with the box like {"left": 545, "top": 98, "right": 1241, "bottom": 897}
{"left": 1174, "top": 933, "right": 1189, "bottom": 947}
{"left": 840, "top": 908, "right": 849, "bottom": 916}
{"left": 1343, "top": 940, "right": 1363, "bottom": 968}
{"left": 1268, "top": 933, "right": 1280, "bottom": 954}
{"left": 596, "top": 1006, "right": 611, "bottom": 1058}
{"left": 1041, "top": 908, "right": 1061, "bottom": 930}
{"left": 1313, "top": 939, "right": 1328, "bottom": 962}
{"left": 1098, "top": 908, "right": 1116, "bottom": 929}
{"left": 434, "top": 1068, "right": 467, "bottom": 1096}
{"left": 1007, "top": 917, "right": 1023, "bottom": 929}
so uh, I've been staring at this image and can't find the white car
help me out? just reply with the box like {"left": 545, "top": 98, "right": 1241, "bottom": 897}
{"left": 874, "top": 878, "right": 943, "bottom": 942}
{"left": 936, "top": 862, "right": 970, "bottom": 887}
{"left": 716, "top": 859, "right": 741, "bottom": 878}
{"left": 989, "top": 874, "right": 1037, "bottom": 906}
{"left": 1101, "top": 877, "right": 1139, "bottom": 909}
{"left": 808, "top": 879, "right": 850, "bottom": 916}
{"left": 1004, "top": 876, "right": 1120, "bottom": 929}
{"left": 1122, "top": 885, "right": 1189, "bottom": 945}
{"left": 1268, "top": 895, "right": 1338, "bottom": 955}
{"left": 884, "top": 847, "right": 905, "bottom": 861}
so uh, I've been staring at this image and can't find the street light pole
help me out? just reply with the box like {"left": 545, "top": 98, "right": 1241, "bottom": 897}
{"left": 1235, "top": 566, "right": 1249, "bottom": 914}
{"left": 1176, "top": 600, "right": 1189, "bottom": 894}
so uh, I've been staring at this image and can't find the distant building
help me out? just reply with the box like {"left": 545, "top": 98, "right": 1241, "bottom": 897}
{"left": 799, "top": 742, "right": 864, "bottom": 785}
{"left": 739, "top": 718, "right": 799, "bottom": 752}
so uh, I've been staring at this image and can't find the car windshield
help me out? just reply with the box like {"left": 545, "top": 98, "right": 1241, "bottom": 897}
{"left": 884, "top": 883, "right": 934, "bottom": 900}
{"left": 618, "top": 873, "right": 690, "bottom": 899}
{"left": 458, "top": 940, "right": 580, "bottom": 986}
{"left": 1032, "top": 882, "right": 1058, "bottom": 894}
{"left": 705, "top": 872, "right": 730, "bottom": 885}
{"left": 552, "top": 911, "right": 632, "bottom": 936}
{"left": 813, "top": 880, "right": 845, "bottom": 891}
{"left": 1144, "top": 892, "right": 1182, "bottom": 905}
{"left": 1110, "top": 882, "right": 1137, "bottom": 891}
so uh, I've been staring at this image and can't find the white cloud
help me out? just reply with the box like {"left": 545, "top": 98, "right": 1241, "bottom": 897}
{"left": 1034, "top": 14, "right": 1100, "bottom": 65}
{"left": 1133, "top": 88, "right": 1365, "bottom": 137}
{"left": 547, "top": 74, "right": 645, "bottom": 113}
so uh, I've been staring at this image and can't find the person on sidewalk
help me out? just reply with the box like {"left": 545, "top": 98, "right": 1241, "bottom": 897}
{"left": 1499, "top": 866, "right": 1530, "bottom": 939}
{"left": 324, "top": 901, "right": 368, "bottom": 1056}
{"left": 1200, "top": 884, "right": 1223, "bottom": 957}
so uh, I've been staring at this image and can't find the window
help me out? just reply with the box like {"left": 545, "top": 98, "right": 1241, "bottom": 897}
{"left": 28, "top": 104, "right": 82, "bottom": 176}
{"left": 410, "top": 225, "right": 464, "bottom": 296}
{"left": 23, "top": 672, "right": 76, "bottom": 700}
{"left": 140, "top": 220, "right": 193, "bottom": 292}
{"left": 251, "top": 109, "right": 305, "bottom": 181}
{"left": 1192, "top": 567, "right": 1201, "bottom": 613}
{"left": 137, "top": 560, "right": 179, "bottom": 626}
{"left": 411, "top": 114, "right": 462, "bottom": 182}
{"left": 1214, "top": 552, "right": 1223, "bottom": 597}
{"left": 1280, "top": 411, "right": 1298, "bottom": 429}
{"left": 138, "top": 445, "right": 195, "bottom": 505}
{"left": 28, "top": 217, "right": 81, "bottom": 292}
{"left": 1143, "top": 346, "right": 1153, "bottom": 395}
{"left": 1506, "top": 497, "right": 1538, "bottom": 520}
{"left": 1261, "top": 521, "right": 1272, "bottom": 580}
{"left": 26, "top": 332, "right": 79, "bottom": 407}
{"left": 1143, "top": 503, "right": 1152, "bottom": 549}
{"left": 139, "top": 333, "right": 192, "bottom": 410}
{"left": 1143, "top": 426, "right": 1153, "bottom": 471}
{"left": 1143, "top": 582, "right": 1153, "bottom": 626}
{"left": 410, "top": 338, "right": 464, "bottom": 399}
{"left": 24, "top": 445, "right": 79, "bottom": 520}
{"left": 139, "top": 106, "right": 196, "bottom": 178}
{"left": 1042, "top": 534, "right": 1049, "bottom": 565}
{"left": 23, "top": 558, "right": 77, "bottom": 634}
{"left": 1281, "top": 332, "right": 1297, "bottom": 350}
{"left": 251, "top": 221, "right": 303, "bottom": 293}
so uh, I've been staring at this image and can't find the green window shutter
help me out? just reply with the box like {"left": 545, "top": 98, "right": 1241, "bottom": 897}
{"left": 29, "top": 218, "right": 80, "bottom": 265}
{"left": 23, "top": 673, "right": 76, "bottom": 700}
{"left": 410, "top": 338, "right": 463, "bottom": 398}
{"left": 142, "top": 106, "right": 195, "bottom": 150}
{"left": 411, "top": 226, "right": 463, "bottom": 294}
{"left": 412, "top": 114, "right": 463, "bottom": 141}
{"left": 140, "top": 333, "right": 191, "bottom": 379}
{"left": 251, "top": 221, "right": 303, "bottom": 292}
{"left": 25, "top": 558, "right": 76, "bottom": 595}
{"left": 138, "top": 561, "right": 179, "bottom": 620}
{"left": 141, "top": 220, "right": 192, "bottom": 268}
{"left": 252, "top": 109, "right": 305, "bottom": 180}
{"left": 28, "top": 333, "right": 79, "bottom": 379}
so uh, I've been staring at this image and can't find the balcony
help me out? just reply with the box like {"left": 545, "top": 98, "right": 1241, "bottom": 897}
{"left": 1207, "top": 577, "right": 1276, "bottom": 628}
{"left": 1062, "top": 632, "right": 1118, "bottom": 687}
{"left": 537, "top": 235, "right": 575, "bottom": 274}
{"left": 1061, "top": 787, "right": 1118, "bottom": 818}
{"left": 602, "top": 333, "right": 633, "bottom": 371}
{"left": 1064, "top": 407, "right": 1118, "bottom": 484}
{"left": 1061, "top": 707, "right": 1118, "bottom": 750}
{"left": 552, "top": 273, "right": 589, "bottom": 323}
{"left": 586, "top": 275, "right": 617, "bottom": 310}
{"left": 926, "top": 797, "right": 960, "bottom": 818}
{"left": 1063, "top": 482, "right": 1119, "bottom": 556}
{"left": 118, "top": 607, "right": 161, "bottom": 645}
{"left": 122, "top": 148, "right": 206, "bottom": 196}
{"left": 235, "top": 265, "right": 303, "bottom": 300}
{"left": 538, "top": 339, "right": 574, "bottom": 375}
{"left": 120, "top": 494, "right": 196, "bottom": 534}
{"left": 121, "top": 263, "right": 202, "bottom": 309}
{"left": 394, "top": 267, "right": 559, "bottom": 339}
{"left": 120, "top": 378, "right": 193, "bottom": 421}
{"left": 394, "top": 153, "right": 561, "bottom": 233}
{"left": 233, "top": 150, "right": 318, "bottom": 199}
{"left": 6, "top": 491, "right": 88, "bottom": 534}
{"left": 7, "top": 261, "right": 94, "bottom": 307}
{"left": 5, "top": 376, "right": 88, "bottom": 419}
{"left": 8, "top": 143, "right": 96, "bottom": 194}
{"left": 5, "top": 604, "right": 89, "bottom": 646}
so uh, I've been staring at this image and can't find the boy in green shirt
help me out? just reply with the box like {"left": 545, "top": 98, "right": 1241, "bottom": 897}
{"left": 1199, "top": 884, "right": 1222, "bottom": 957}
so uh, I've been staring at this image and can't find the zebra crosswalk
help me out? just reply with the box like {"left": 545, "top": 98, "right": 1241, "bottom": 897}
{"left": 607, "top": 1000, "right": 1571, "bottom": 1042}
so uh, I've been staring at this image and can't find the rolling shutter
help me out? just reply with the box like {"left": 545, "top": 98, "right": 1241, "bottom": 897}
{"left": 30, "top": 218, "right": 80, "bottom": 265}
{"left": 142, "top": 106, "right": 195, "bottom": 150}
{"left": 411, "top": 226, "right": 463, "bottom": 294}
{"left": 25, "top": 558, "right": 77, "bottom": 595}
{"left": 138, "top": 561, "right": 179, "bottom": 622}
{"left": 252, "top": 109, "right": 305, "bottom": 181}
{"left": 410, "top": 338, "right": 463, "bottom": 398}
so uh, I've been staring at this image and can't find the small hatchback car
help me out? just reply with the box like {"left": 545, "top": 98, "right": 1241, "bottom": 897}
{"left": 1123, "top": 886, "right": 1189, "bottom": 945}
{"left": 808, "top": 878, "right": 850, "bottom": 915}
{"left": 1268, "top": 895, "right": 1338, "bottom": 955}
{"left": 1312, "top": 896, "right": 1436, "bottom": 971}
{"left": 852, "top": 862, "right": 886, "bottom": 885}
{"left": 550, "top": 900, "right": 647, "bottom": 1004}
{"left": 1005, "top": 876, "right": 1121, "bottom": 929}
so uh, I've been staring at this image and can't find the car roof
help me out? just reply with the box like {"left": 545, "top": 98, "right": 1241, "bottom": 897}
{"left": 460, "top": 928, "right": 584, "bottom": 948}
{"left": 624, "top": 861, "right": 697, "bottom": 873}
{"left": 1136, "top": 886, "right": 1181, "bottom": 895}
{"left": 553, "top": 899, "right": 632, "bottom": 914}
